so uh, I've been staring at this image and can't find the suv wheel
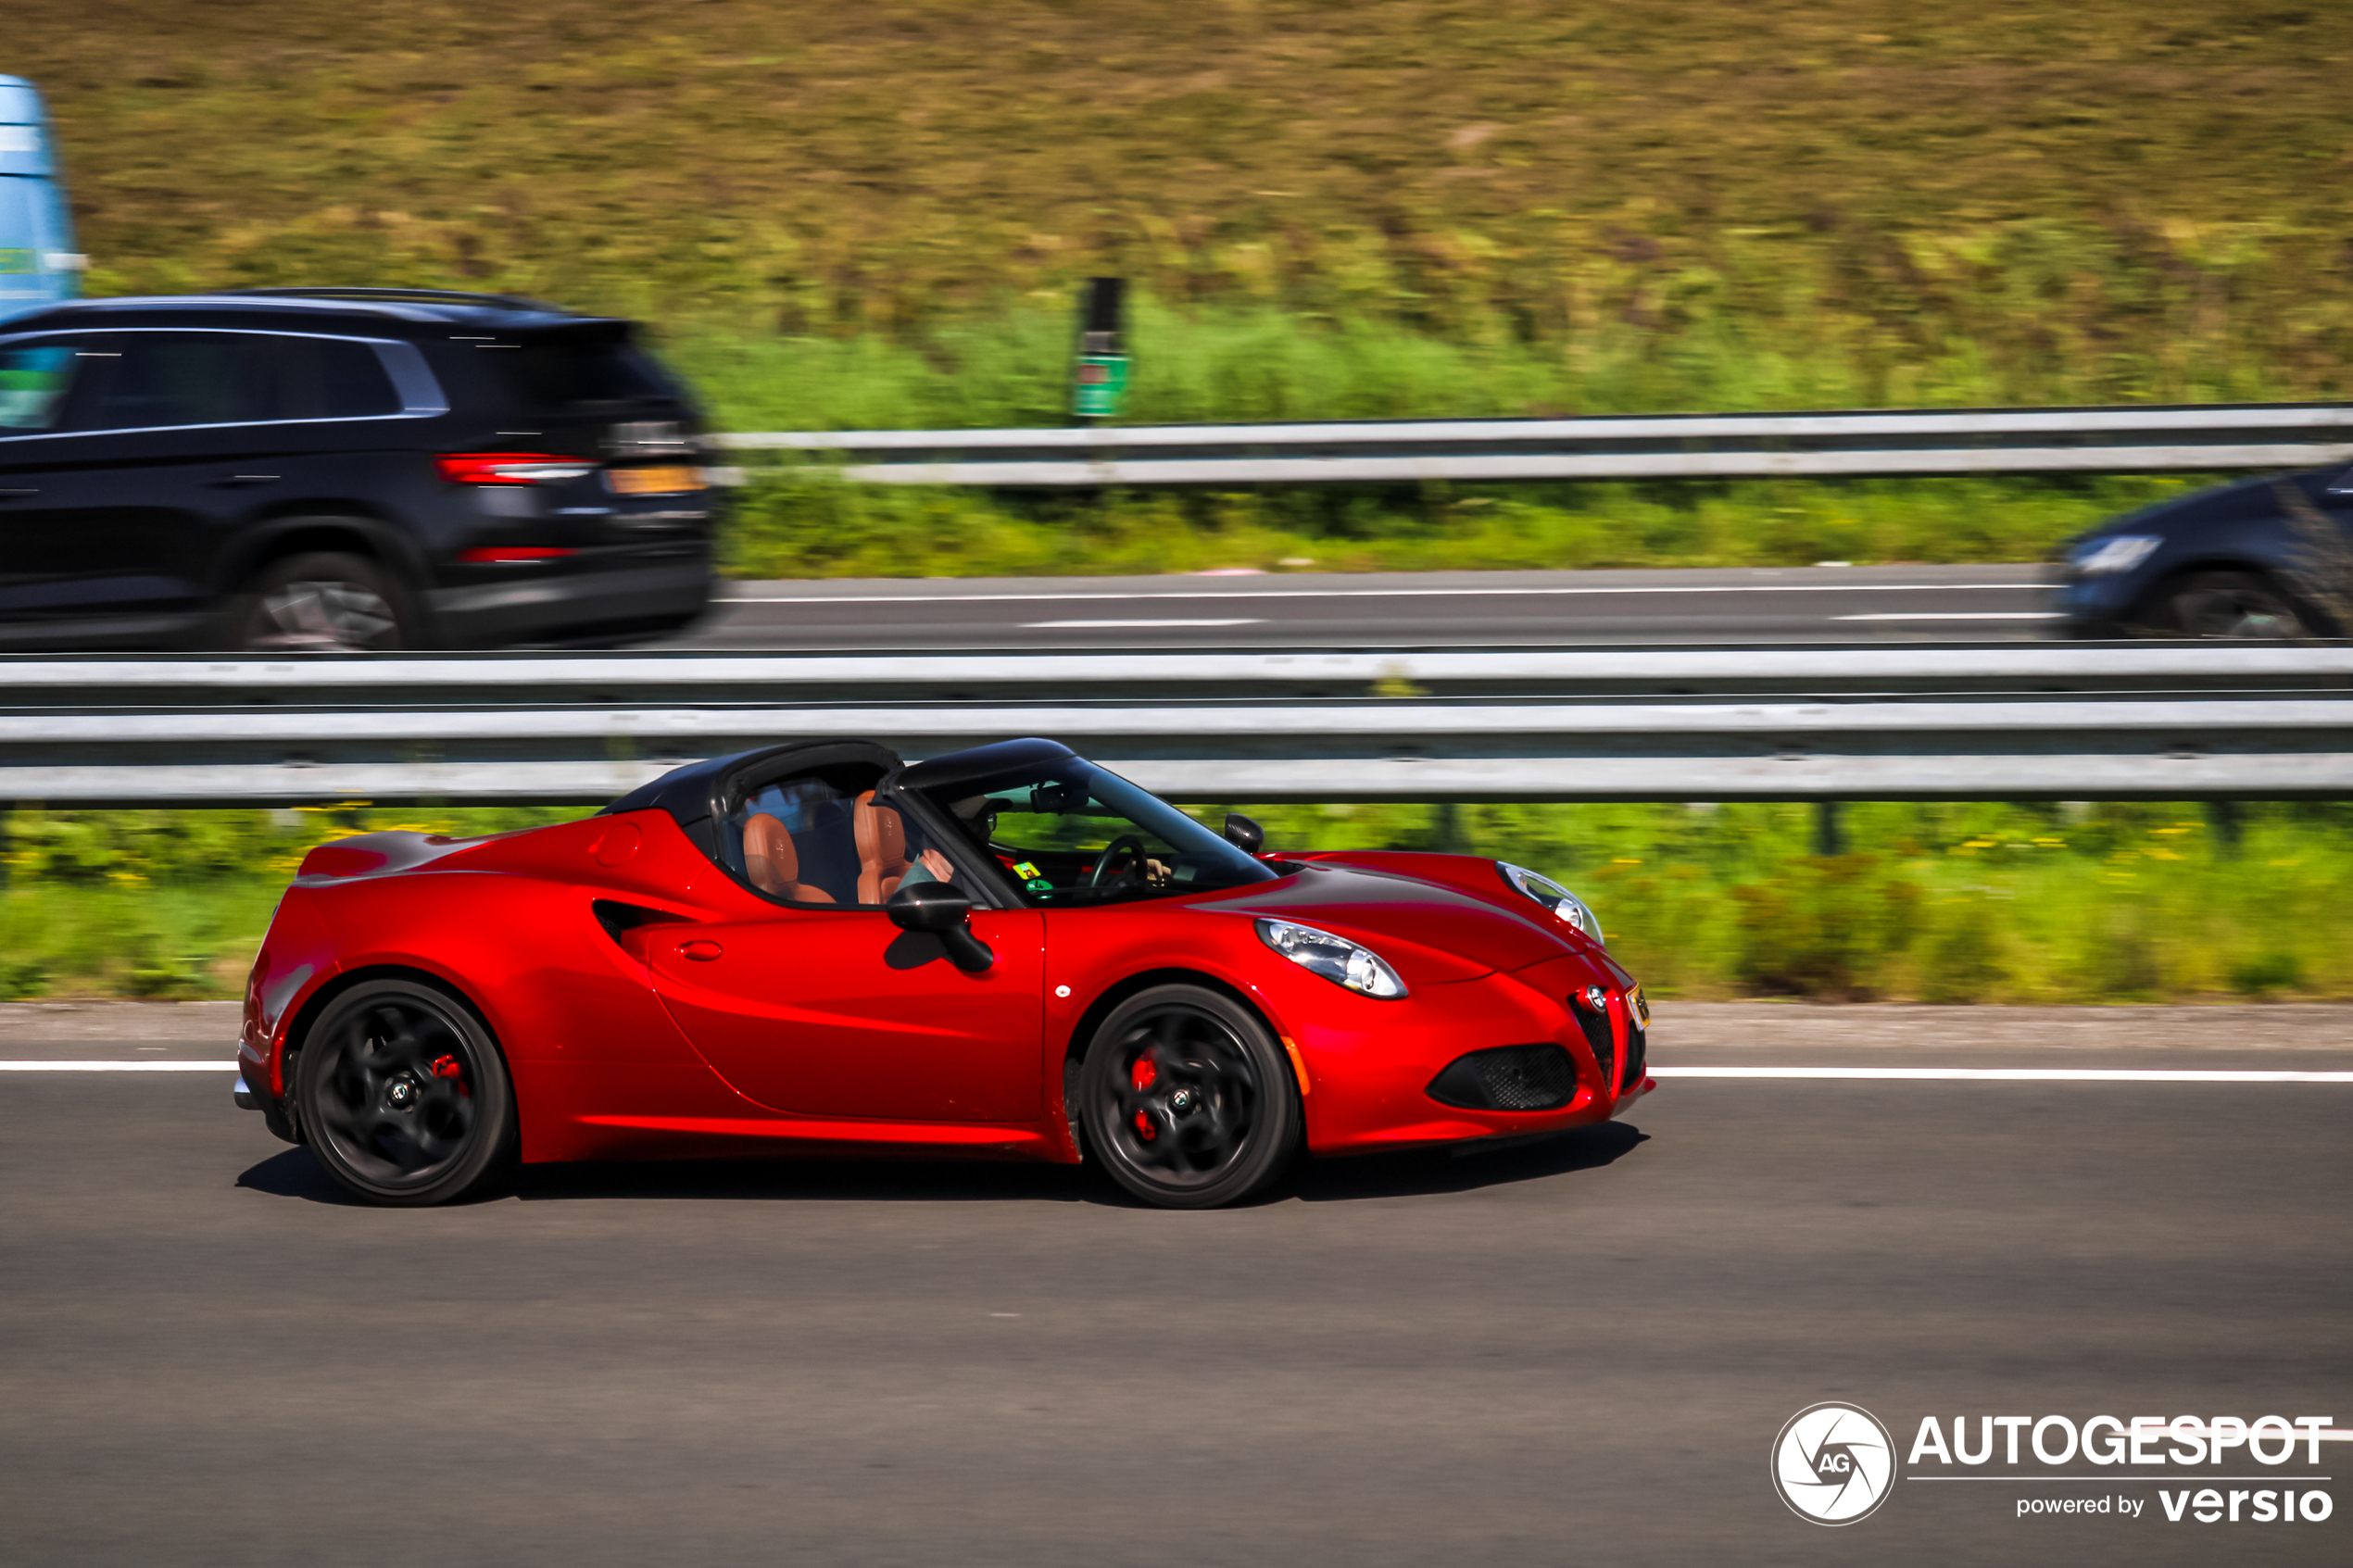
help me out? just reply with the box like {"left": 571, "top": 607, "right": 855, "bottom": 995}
{"left": 233, "top": 551, "right": 413, "bottom": 652}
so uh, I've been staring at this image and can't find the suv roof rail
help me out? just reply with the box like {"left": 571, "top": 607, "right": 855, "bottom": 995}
{"left": 222, "top": 285, "right": 573, "bottom": 314}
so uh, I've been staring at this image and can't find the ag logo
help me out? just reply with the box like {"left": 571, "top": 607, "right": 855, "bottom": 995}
{"left": 1771, "top": 1403, "right": 1896, "bottom": 1525}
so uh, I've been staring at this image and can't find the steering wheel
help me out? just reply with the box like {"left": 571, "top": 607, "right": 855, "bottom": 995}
{"left": 1088, "top": 834, "right": 1151, "bottom": 888}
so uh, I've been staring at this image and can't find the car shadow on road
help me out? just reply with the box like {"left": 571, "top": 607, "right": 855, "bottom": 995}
{"left": 235, "top": 1148, "right": 369, "bottom": 1205}
{"left": 235, "top": 1121, "right": 1650, "bottom": 1209}
{"left": 1290, "top": 1120, "right": 1647, "bottom": 1203}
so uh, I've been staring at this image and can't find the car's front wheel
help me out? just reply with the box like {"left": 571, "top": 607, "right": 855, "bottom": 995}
{"left": 295, "top": 979, "right": 516, "bottom": 1206}
{"left": 2150, "top": 570, "right": 2314, "bottom": 639}
{"left": 1080, "top": 985, "right": 1300, "bottom": 1209}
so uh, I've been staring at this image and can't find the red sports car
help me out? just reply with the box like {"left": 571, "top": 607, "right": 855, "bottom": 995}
{"left": 235, "top": 738, "right": 1653, "bottom": 1209}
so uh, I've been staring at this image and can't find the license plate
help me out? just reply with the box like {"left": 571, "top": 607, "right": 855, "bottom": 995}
{"left": 1629, "top": 984, "right": 1651, "bottom": 1029}
{"left": 606, "top": 465, "right": 701, "bottom": 496}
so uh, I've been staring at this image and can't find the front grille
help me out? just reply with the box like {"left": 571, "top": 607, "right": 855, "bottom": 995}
{"left": 1621, "top": 1021, "right": 1647, "bottom": 1094}
{"left": 1426, "top": 1044, "right": 1579, "bottom": 1111}
{"left": 1574, "top": 1002, "right": 1616, "bottom": 1094}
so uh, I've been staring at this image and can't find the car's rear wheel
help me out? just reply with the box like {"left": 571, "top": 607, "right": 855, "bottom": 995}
{"left": 296, "top": 979, "right": 515, "bottom": 1206}
{"left": 233, "top": 551, "right": 414, "bottom": 652}
{"left": 2149, "top": 570, "right": 2313, "bottom": 639}
{"left": 1080, "top": 985, "right": 1300, "bottom": 1209}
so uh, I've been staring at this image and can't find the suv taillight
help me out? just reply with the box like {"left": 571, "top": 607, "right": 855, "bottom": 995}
{"left": 434, "top": 453, "right": 596, "bottom": 485}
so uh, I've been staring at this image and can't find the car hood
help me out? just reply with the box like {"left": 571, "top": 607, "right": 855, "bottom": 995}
{"left": 1190, "top": 859, "right": 1590, "bottom": 985}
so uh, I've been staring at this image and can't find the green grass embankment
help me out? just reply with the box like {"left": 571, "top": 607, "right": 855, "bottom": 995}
{"left": 688, "top": 305, "right": 2215, "bottom": 576}
{"left": 16, "top": 2, "right": 2352, "bottom": 576}
{"left": 9, "top": 802, "right": 2345, "bottom": 1004}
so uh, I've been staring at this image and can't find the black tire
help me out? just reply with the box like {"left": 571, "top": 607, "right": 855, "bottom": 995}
{"left": 1079, "top": 984, "right": 1300, "bottom": 1210}
{"left": 231, "top": 550, "right": 414, "bottom": 652}
{"left": 295, "top": 979, "right": 516, "bottom": 1207}
{"left": 2149, "top": 570, "right": 2313, "bottom": 640}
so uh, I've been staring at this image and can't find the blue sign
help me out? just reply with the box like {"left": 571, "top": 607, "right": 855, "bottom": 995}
{"left": 0, "top": 76, "right": 83, "bottom": 320}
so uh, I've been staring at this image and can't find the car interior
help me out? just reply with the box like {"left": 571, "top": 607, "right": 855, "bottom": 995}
{"left": 724, "top": 763, "right": 949, "bottom": 908}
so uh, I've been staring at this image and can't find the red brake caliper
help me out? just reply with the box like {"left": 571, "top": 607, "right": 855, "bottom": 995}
{"left": 1131, "top": 1056, "right": 1157, "bottom": 1139}
{"left": 430, "top": 1053, "right": 470, "bottom": 1097}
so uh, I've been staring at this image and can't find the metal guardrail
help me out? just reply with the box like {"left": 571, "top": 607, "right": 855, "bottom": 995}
{"left": 1, "top": 646, "right": 2349, "bottom": 805}
{"left": 715, "top": 403, "right": 2353, "bottom": 486}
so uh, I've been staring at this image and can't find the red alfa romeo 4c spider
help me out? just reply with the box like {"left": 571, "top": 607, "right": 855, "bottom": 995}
{"left": 235, "top": 738, "right": 1653, "bottom": 1208}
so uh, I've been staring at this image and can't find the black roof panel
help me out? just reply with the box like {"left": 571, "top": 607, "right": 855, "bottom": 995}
{"left": 0, "top": 290, "right": 619, "bottom": 338}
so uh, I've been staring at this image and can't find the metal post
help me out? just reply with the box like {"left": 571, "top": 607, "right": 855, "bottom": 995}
{"left": 2207, "top": 799, "right": 2243, "bottom": 857}
{"left": 1813, "top": 800, "right": 1844, "bottom": 858}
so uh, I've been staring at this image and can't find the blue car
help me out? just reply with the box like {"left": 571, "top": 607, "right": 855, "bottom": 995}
{"left": 2059, "top": 466, "right": 2353, "bottom": 638}
{"left": 0, "top": 77, "right": 82, "bottom": 322}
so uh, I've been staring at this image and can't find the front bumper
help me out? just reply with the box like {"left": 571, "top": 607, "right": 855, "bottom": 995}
{"left": 1290, "top": 956, "right": 1648, "bottom": 1156}
{"left": 2057, "top": 569, "right": 2144, "bottom": 635}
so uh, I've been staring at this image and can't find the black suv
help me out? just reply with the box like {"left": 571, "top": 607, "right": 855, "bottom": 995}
{"left": 0, "top": 287, "right": 715, "bottom": 650}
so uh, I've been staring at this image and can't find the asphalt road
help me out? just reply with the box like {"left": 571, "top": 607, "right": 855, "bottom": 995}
{"left": 2, "top": 1002, "right": 2346, "bottom": 1568}
{"left": 660, "top": 563, "right": 2061, "bottom": 651}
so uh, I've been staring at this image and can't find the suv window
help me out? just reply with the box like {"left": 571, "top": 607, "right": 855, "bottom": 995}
{"left": 69, "top": 332, "right": 407, "bottom": 431}
{"left": 498, "top": 333, "right": 678, "bottom": 410}
{"left": 82, "top": 332, "right": 276, "bottom": 429}
{"left": 0, "top": 341, "right": 78, "bottom": 431}
{"left": 282, "top": 336, "right": 403, "bottom": 420}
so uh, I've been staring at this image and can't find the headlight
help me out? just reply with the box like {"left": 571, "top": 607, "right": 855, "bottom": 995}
{"left": 1255, "top": 918, "right": 1408, "bottom": 998}
{"left": 1498, "top": 862, "right": 1604, "bottom": 946}
{"left": 2070, "top": 534, "right": 2161, "bottom": 575}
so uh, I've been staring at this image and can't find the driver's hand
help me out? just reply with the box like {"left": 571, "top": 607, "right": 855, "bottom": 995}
{"left": 1142, "top": 857, "right": 1172, "bottom": 884}
{"left": 917, "top": 848, "right": 955, "bottom": 884}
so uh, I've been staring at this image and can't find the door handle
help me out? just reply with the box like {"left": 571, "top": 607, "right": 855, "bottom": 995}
{"left": 206, "top": 474, "right": 280, "bottom": 489}
{"left": 0, "top": 488, "right": 35, "bottom": 499}
{"left": 677, "top": 939, "right": 724, "bottom": 961}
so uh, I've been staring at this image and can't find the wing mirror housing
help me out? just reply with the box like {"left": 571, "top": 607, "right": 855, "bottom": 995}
{"left": 886, "top": 883, "right": 995, "bottom": 973}
{"left": 1223, "top": 812, "right": 1265, "bottom": 853}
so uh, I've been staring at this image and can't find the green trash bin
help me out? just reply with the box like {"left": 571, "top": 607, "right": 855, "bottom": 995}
{"left": 1070, "top": 277, "right": 1128, "bottom": 421}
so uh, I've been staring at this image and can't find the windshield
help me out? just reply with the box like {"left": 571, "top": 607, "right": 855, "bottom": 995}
{"left": 911, "top": 758, "right": 1279, "bottom": 907}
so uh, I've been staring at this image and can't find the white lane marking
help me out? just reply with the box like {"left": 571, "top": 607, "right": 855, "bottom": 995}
{"left": 1021, "top": 618, "right": 1267, "bottom": 629}
{"left": 0, "top": 1060, "right": 236, "bottom": 1072}
{"left": 721, "top": 583, "right": 2041, "bottom": 606}
{"left": 1835, "top": 611, "right": 2068, "bottom": 621}
{"left": 1650, "top": 1065, "right": 2353, "bottom": 1083}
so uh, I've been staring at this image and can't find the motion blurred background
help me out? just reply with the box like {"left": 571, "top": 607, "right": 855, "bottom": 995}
{"left": 5, "top": 0, "right": 2350, "bottom": 1002}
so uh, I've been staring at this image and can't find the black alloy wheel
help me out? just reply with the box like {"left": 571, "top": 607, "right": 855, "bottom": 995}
{"left": 2153, "top": 570, "right": 2313, "bottom": 640}
{"left": 1080, "top": 984, "right": 1301, "bottom": 1209}
{"left": 295, "top": 979, "right": 516, "bottom": 1206}
{"left": 233, "top": 550, "right": 413, "bottom": 652}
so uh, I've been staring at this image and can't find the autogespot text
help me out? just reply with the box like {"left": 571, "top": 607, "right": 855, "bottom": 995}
{"left": 1907, "top": 1414, "right": 2336, "bottom": 1526}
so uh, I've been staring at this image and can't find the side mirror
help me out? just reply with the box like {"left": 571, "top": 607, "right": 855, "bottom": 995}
{"left": 1223, "top": 812, "right": 1265, "bottom": 853}
{"left": 886, "top": 883, "right": 994, "bottom": 973}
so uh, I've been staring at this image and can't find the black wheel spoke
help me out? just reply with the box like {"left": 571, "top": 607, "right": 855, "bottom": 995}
{"left": 304, "top": 993, "right": 492, "bottom": 1192}
{"left": 1092, "top": 1001, "right": 1273, "bottom": 1193}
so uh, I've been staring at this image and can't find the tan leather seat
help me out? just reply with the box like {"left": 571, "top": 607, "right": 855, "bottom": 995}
{"left": 854, "top": 792, "right": 912, "bottom": 904}
{"left": 742, "top": 812, "right": 835, "bottom": 903}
